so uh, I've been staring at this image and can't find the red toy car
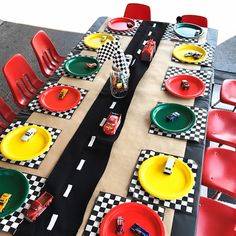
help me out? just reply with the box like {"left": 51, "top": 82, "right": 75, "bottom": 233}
{"left": 141, "top": 39, "right": 157, "bottom": 62}
{"left": 24, "top": 191, "right": 53, "bottom": 222}
{"left": 103, "top": 112, "right": 121, "bottom": 135}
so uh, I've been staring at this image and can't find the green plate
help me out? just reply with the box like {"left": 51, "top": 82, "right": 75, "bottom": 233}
{"left": 64, "top": 56, "right": 100, "bottom": 77}
{"left": 0, "top": 169, "right": 29, "bottom": 218}
{"left": 150, "top": 103, "right": 196, "bottom": 133}
{"left": 174, "top": 23, "right": 203, "bottom": 39}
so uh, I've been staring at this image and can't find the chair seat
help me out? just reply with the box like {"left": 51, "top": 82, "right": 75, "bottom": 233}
{"left": 220, "top": 79, "right": 236, "bottom": 106}
{"left": 197, "top": 197, "right": 236, "bottom": 236}
{"left": 203, "top": 147, "right": 236, "bottom": 198}
{"left": 181, "top": 15, "right": 208, "bottom": 27}
{"left": 207, "top": 109, "right": 236, "bottom": 148}
{"left": 124, "top": 3, "right": 151, "bottom": 21}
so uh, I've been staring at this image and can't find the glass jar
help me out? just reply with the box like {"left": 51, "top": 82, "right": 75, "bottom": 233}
{"left": 110, "top": 66, "right": 129, "bottom": 99}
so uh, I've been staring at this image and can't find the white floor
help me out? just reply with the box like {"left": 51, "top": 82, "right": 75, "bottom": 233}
{"left": 0, "top": 0, "right": 235, "bottom": 44}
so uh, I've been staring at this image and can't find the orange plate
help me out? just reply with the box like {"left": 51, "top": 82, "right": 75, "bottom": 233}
{"left": 100, "top": 202, "right": 165, "bottom": 236}
{"left": 165, "top": 74, "right": 205, "bottom": 99}
{"left": 39, "top": 85, "right": 81, "bottom": 112}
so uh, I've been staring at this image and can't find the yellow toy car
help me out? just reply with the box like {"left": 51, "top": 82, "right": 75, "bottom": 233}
{"left": 0, "top": 193, "right": 12, "bottom": 213}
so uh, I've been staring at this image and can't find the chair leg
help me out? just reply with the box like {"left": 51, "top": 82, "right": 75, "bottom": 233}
{"left": 233, "top": 107, "right": 236, "bottom": 112}
{"left": 211, "top": 99, "right": 220, "bottom": 108}
{"left": 218, "top": 143, "right": 223, "bottom": 147}
{"left": 211, "top": 190, "right": 222, "bottom": 200}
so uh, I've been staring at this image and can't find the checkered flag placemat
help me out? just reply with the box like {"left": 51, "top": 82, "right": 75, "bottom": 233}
{"left": 104, "top": 20, "right": 142, "bottom": 36}
{"left": 149, "top": 104, "right": 208, "bottom": 142}
{"left": 97, "top": 40, "right": 121, "bottom": 65}
{"left": 128, "top": 149, "right": 198, "bottom": 214}
{"left": 55, "top": 52, "right": 99, "bottom": 81}
{"left": 83, "top": 191, "right": 165, "bottom": 236}
{"left": 162, "top": 66, "right": 213, "bottom": 97}
{"left": 0, "top": 172, "right": 46, "bottom": 234}
{"left": 162, "top": 24, "right": 199, "bottom": 43}
{"left": 0, "top": 121, "right": 61, "bottom": 169}
{"left": 75, "top": 31, "right": 120, "bottom": 52}
{"left": 172, "top": 42, "right": 215, "bottom": 67}
{"left": 28, "top": 82, "right": 88, "bottom": 119}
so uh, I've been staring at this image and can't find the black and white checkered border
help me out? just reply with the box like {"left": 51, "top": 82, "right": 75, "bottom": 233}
{"left": 55, "top": 52, "right": 99, "bottom": 81}
{"left": 0, "top": 171, "right": 46, "bottom": 234}
{"left": 149, "top": 103, "right": 208, "bottom": 143}
{"left": 104, "top": 20, "right": 142, "bottom": 36}
{"left": 75, "top": 31, "right": 121, "bottom": 52}
{"left": 0, "top": 121, "right": 61, "bottom": 169}
{"left": 128, "top": 149, "right": 198, "bottom": 214}
{"left": 162, "top": 23, "right": 199, "bottom": 43}
{"left": 82, "top": 191, "right": 165, "bottom": 236}
{"left": 172, "top": 42, "right": 215, "bottom": 67}
{"left": 28, "top": 81, "right": 88, "bottom": 119}
{"left": 161, "top": 66, "right": 213, "bottom": 97}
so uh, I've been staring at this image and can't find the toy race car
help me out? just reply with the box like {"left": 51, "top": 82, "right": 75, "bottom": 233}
{"left": 130, "top": 223, "right": 149, "bottom": 236}
{"left": 166, "top": 112, "right": 180, "bottom": 122}
{"left": 141, "top": 39, "right": 156, "bottom": 62}
{"left": 181, "top": 80, "right": 190, "bottom": 90}
{"left": 0, "top": 193, "right": 12, "bottom": 213}
{"left": 24, "top": 191, "right": 53, "bottom": 222}
{"left": 184, "top": 51, "right": 203, "bottom": 60}
{"left": 103, "top": 112, "right": 121, "bottom": 135}
{"left": 163, "top": 156, "right": 176, "bottom": 175}
{"left": 116, "top": 216, "right": 125, "bottom": 234}
{"left": 21, "top": 127, "right": 37, "bottom": 142}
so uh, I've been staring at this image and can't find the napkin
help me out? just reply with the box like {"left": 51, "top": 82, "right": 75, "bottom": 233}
{"left": 113, "top": 47, "right": 130, "bottom": 76}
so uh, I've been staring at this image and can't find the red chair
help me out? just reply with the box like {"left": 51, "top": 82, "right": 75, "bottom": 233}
{"left": 124, "top": 3, "right": 151, "bottom": 21}
{"left": 196, "top": 197, "right": 236, "bottom": 236}
{"left": 202, "top": 147, "right": 236, "bottom": 199}
{"left": 0, "top": 97, "right": 16, "bottom": 132}
{"left": 207, "top": 109, "right": 236, "bottom": 148}
{"left": 212, "top": 79, "right": 236, "bottom": 111}
{"left": 2, "top": 54, "right": 44, "bottom": 108}
{"left": 177, "top": 15, "right": 208, "bottom": 27}
{"left": 31, "top": 30, "right": 66, "bottom": 78}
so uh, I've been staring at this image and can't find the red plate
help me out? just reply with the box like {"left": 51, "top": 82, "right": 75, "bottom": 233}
{"left": 100, "top": 202, "right": 165, "bottom": 236}
{"left": 107, "top": 17, "right": 135, "bottom": 31}
{"left": 39, "top": 85, "right": 81, "bottom": 112}
{"left": 165, "top": 74, "right": 205, "bottom": 99}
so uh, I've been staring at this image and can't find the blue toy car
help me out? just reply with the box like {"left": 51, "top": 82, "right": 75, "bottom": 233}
{"left": 166, "top": 112, "right": 180, "bottom": 122}
{"left": 130, "top": 223, "right": 149, "bottom": 236}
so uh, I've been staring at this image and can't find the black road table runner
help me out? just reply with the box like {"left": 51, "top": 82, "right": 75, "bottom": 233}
{"left": 15, "top": 21, "right": 168, "bottom": 236}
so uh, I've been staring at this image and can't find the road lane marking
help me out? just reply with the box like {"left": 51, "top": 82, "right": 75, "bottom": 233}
{"left": 110, "top": 101, "right": 116, "bottom": 109}
{"left": 137, "top": 49, "right": 141, "bottom": 54}
{"left": 100, "top": 118, "right": 106, "bottom": 127}
{"left": 76, "top": 159, "right": 85, "bottom": 170}
{"left": 148, "top": 31, "right": 152, "bottom": 36}
{"left": 88, "top": 136, "right": 96, "bottom": 147}
{"left": 63, "top": 184, "right": 73, "bottom": 198}
{"left": 47, "top": 214, "right": 58, "bottom": 231}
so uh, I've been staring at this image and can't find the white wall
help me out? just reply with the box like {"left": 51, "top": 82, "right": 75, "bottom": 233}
{"left": 0, "top": 0, "right": 235, "bottom": 44}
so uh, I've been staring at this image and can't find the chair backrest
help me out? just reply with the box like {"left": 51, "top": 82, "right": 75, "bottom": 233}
{"left": 197, "top": 197, "right": 236, "bottom": 236}
{"left": 124, "top": 3, "right": 151, "bottom": 21}
{"left": 0, "top": 97, "right": 16, "bottom": 130}
{"left": 31, "top": 30, "right": 65, "bottom": 78}
{"left": 181, "top": 15, "right": 208, "bottom": 27}
{"left": 2, "top": 54, "right": 44, "bottom": 108}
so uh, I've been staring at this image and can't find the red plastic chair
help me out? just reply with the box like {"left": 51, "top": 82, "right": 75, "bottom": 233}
{"left": 2, "top": 54, "right": 44, "bottom": 108}
{"left": 31, "top": 30, "right": 66, "bottom": 78}
{"left": 212, "top": 79, "right": 236, "bottom": 111}
{"left": 207, "top": 109, "right": 236, "bottom": 148}
{"left": 0, "top": 97, "right": 16, "bottom": 132}
{"left": 124, "top": 3, "right": 151, "bottom": 21}
{"left": 178, "top": 15, "right": 208, "bottom": 27}
{"left": 196, "top": 197, "right": 236, "bottom": 236}
{"left": 202, "top": 147, "right": 236, "bottom": 199}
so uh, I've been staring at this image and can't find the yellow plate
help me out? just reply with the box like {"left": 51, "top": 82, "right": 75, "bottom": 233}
{"left": 138, "top": 154, "right": 194, "bottom": 200}
{"left": 172, "top": 44, "right": 207, "bottom": 63}
{"left": 0, "top": 125, "right": 52, "bottom": 161}
{"left": 84, "top": 33, "right": 114, "bottom": 49}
